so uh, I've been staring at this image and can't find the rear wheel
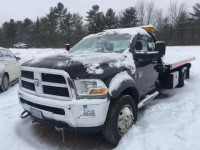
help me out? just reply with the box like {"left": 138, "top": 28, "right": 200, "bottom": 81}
{"left": 0, "top": 74, "right": 9, "bottom": 92}
{"left": 177, "top": 67, "right": 187, "bottom": 88}
{"left": 102, "top": 95, "right": 137, "bottom": 146}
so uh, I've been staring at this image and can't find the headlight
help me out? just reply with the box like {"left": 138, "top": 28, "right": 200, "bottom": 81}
{"left": 74, "top": 79, "right": 107, "bottom": 97}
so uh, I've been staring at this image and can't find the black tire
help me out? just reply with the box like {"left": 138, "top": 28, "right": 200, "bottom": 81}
{"left": 0, "top": 74, "right": 9, "bottom": 92}
{"left": 102, "top": 95, "right": 137, "bottom": 146}
{"left": 177, "top": 67, "right": 187, "bottom": 88}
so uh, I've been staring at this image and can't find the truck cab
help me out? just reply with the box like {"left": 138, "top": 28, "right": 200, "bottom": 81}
{"left": 18, "top": 25, "right": 193, "bottom": 146}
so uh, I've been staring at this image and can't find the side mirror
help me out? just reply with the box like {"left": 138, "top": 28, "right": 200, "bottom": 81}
{"left": 16, "top": 57, "right": 21, "bottom": 60}
{"left": 65, "top": 44, "right": 70, "bottom": 51}
{"left": 155, "top": 41, "right": 166, "bottom": 57}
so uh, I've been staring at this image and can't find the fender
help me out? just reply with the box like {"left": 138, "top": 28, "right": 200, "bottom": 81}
{"left": 108, "top": 79, "right": 139, "bottom": 100}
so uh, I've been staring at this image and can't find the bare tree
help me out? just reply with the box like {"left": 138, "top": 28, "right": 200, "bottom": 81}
{"left": 145, "top": 0, "right": 159, "bottom": 25}
{"left": 155, "top": 9, "right": 164, "bottom": 31}
{"left": 136, "top": 0, "right": 159, "bottom": 26}
{"left": 168, "top": 0, "right": 187, "bottom": 26}
{"left": 168, "top": 0, "right": 178, "bottom": 25}
{"left": 136, "top": 0, "right": 145, "bottom": 25}
{"left": 178, "top": 3, "right": 187, "bottom": 16}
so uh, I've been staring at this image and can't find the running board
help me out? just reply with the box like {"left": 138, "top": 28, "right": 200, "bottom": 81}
{"left": 138, "top": 91, "right": 159, "bottom": 109}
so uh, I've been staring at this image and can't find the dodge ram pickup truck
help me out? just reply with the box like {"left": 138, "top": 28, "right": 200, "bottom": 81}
{"left": 18, "top": 25, "right": 195, "bottom": 145}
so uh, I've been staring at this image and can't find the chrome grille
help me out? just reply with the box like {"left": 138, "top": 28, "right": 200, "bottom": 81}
{"left": 43, "top": 85, "right": 69, "bottom": 97}
{"left": 21, "top": 70, "right": 34, "bottom": 79}
{"left": 42, "top": 73, "right": 66, "bottom": 84}
{"left": 21, "top": 80, "right": 35, "bottom": 91}
{"left": 20, "top": 67, "right": 73, "bottom": 101}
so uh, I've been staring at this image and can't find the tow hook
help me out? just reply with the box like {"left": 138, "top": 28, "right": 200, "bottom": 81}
{"left": 20, "top": 110, "right": 30, "bottom": 119}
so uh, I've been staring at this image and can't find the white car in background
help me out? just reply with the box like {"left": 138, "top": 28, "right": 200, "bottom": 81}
{"left": 14, "top": 42, "right": 29, "bottom": 48}
{"left": 0, "top": 48, "right": 20, "bottom": 91}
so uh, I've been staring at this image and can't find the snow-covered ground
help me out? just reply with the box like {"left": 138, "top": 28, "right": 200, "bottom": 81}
{"left": 0, "top": 46, "right": 199, "bottom": 150}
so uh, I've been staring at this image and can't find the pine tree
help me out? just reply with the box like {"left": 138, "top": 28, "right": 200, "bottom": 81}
{"left": 2, "top": 19, "right": 17, "bottom": 46}
{"left": 39, "top": 8, "right": 58, "bottom": 47}
{"left": 72, "top": 13, "right": 84, "bottom": 35}
{"left": 86, "top": 5, "right": 105, "bottom": 33}
{"left": 54, "top": 2, "right": 67, "bottom": 26}
{"left": 32, "top": 17, "right": 42, "bottom": 47}
{"left": 61, "top": 12, "right": 74, "bottom": 35}
{"left": 175, "top": 11, "right": 189, "bottom": 45}
{"left": 176, "top": 11, "right": 189, "bottom": 28}
{"left": 190, "top": 3, "right": 200, "bottom": 20}
{"left": 120, "top": 7, "right": 138, "bottom": 28}
{"left": 104, "top": 8, "right": 119, "bottom": 29}
{"left": 23, "top": 18, "right": 33, "bottom": 28}
{"left": 0, "top": 28, "right": 4, "bottom": 47}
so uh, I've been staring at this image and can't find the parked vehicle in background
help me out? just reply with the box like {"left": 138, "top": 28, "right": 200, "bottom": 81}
{"left": 14, "top": 42, "right": 29, "bottom": 48}
{"left": 0, "top": 48, "right": 20, "bottom": 91}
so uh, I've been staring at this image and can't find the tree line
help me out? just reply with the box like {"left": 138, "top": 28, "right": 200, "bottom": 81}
{"left": 0, "top": 1, "right": 200, "bottom": 48}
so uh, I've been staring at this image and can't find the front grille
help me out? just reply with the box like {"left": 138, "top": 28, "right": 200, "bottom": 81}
{"left": 21, "top": 70, "right": 34, "bottom": 79}
{"left": 20, "top": 98, "right": 65, "bottom": 115}
{"left": 22, "top": 80, "right": 35, "bottom": 91}
{"left": 43, "top": 85, "right": 69, "bottom": 97}
{"left": 20, "top": 68, "right": 71, "bottom": 100}
{"left": 42, "top": 73, "right": 66, "bottom": 84}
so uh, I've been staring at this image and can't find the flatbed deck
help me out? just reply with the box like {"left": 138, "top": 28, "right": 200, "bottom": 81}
{"left": 164, "top": 57, "right": 195, "bottom": 71}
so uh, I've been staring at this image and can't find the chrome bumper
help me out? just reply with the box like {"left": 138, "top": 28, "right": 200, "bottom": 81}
{"left": 19, "top": 90, "right": 110, "bottom": 128}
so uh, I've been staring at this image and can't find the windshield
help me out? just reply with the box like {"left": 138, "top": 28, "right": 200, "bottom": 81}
{"left": 70, "top": 34, "right": 132, "bottom": 53}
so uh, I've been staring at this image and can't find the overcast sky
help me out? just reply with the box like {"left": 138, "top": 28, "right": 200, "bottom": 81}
{"left": 0, "top": 0, "right": 199, "bottom": 25}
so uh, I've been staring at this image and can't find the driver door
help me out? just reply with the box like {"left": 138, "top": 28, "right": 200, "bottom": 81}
{"left": 134, "top": 35, "right": 159, "bottom": 97}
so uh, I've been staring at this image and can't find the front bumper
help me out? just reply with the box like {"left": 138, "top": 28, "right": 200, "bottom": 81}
{"left": 19, "top": 90, "right": 110, "bottom": 128}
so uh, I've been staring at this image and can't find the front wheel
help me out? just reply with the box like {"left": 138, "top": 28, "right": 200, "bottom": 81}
{"left": 102, "top": 95, "right": 137, "bottom": 146}
{"left": 0, "top": 74, "right": 9, "bottom": 92}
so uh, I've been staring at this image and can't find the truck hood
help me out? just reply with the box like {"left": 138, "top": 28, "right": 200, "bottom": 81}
{"left": 22, "top": 52, "right": 136, "bottom": 79}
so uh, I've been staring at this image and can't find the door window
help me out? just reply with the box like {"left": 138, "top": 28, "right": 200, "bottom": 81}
{"left": 1, "top": 50, "right": 12, "bottom": 60}
{"left": 7, "top": 51, "right": 17, "bottom": 61}
{"left": 135, "top": 36, "right": 150, "bottom": 53}
{"left": 1, "top": 50, "right": 9, "bottom": 57}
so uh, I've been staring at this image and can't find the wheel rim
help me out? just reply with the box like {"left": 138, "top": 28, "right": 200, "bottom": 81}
{"left": 3, "top": 76, "right": 9, "bottom": 90}
{"left": 118, "top": 105, "right": 134, "bottom": 135}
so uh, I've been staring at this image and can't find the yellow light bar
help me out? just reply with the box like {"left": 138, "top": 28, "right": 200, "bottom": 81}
{"left": 142, "top": 26, "right": 155, "bottom": 32}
